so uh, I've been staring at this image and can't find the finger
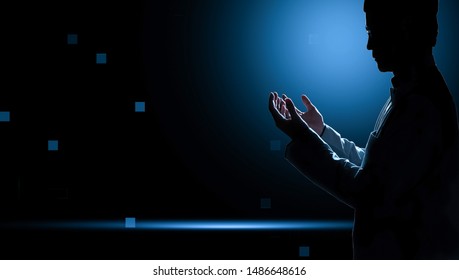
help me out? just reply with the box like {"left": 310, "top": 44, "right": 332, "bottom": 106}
{"left": 274, "top": 93, "right": 282, "bottom": 111}
{"left": 285, "top": 98, "right": 302, "bottom": 122}
{"left": 274, "top": 92, "right": 282, "bottom": 110}
{"left": 269, "top": 92, "right": 287, "bottom": 122}
{"left": 269, "top": 92, "right": 277, "bottom": 114}
{"left": 282, "top": 98, "right": 292, "bottom": 118}
{"left": 276, "top": 95, "right": 281, "bottom": 110}
{"left": 271, "top": 91, "right": 277, "bottom": 105}
{"left": 301, "top": 95, "right": 315, "bottom": 112}
{"left": 281, "top": 103, "right": 290, "bottom": 119}
{"left": 278, "top": 97, "right": 286, "bottom": 111}
{"left": 281, "top": 93, "right": 303, "bottom": 113}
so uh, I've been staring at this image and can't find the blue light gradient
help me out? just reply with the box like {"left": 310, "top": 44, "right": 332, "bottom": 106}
{"left": 188, "top": 0, "right": 393, "bottom": 143}
{"left": 144, "top": 0, "right": 459, "bottom": 216}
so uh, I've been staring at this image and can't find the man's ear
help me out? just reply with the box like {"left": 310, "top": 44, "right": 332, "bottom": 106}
{"left": 401, "top": 15, "right": 434, "bottom": 48}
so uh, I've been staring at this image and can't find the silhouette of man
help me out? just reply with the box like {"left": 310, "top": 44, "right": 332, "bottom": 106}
{"left": 269, "top": 0, "right": 459, "bottom": 259}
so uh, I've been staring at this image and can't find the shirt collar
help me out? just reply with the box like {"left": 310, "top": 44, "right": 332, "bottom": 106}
{"left": 390, "top": 55, "right": 437, "bottom": 103}
{"left": 390, "top": 77, "right": 416, "bottom": 104}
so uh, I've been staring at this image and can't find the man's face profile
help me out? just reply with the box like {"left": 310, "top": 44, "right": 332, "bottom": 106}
{"left": 365, "top": 12, "right": 399, "bottom": 72}
{"left": 363, "top": 0, "right": 438, "bottom": 73}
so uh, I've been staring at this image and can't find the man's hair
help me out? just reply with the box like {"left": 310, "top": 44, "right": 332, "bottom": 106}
{"left": 364, "top": 0, "right": 439, "bottom": 47}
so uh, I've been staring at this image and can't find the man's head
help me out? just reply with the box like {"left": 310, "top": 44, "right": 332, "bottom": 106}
{"left": 364, "top": 0, "right": 438, "bottom": 72}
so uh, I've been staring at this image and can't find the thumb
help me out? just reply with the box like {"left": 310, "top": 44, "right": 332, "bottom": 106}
{"left": 301, "top": 95, "right": 315, "bottom": 112}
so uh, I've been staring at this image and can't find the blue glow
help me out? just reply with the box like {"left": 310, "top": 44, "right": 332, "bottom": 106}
{"left": 48, "top": 140, "right": 58, "bottom": 151}
{"left": 4, "top": 220, "right": 353, "bottom": 231}
{"left": 0, "top": 111, "right": 10, "bottom": 122}
{"left": 144, "top": 0, "right": 459, "bottom": 215}
{"left": 67, "top": 33, "right": 78, "bottom": 45}
{"left": 138, "top": 220, "right": 352, "bottom": 230}
{"left": 96, "top": 53, "right": 107, "bottom": 64}
{"left": 135, "top": 101, "right": 145, "bottom": 112}
{"left": 299, "top": 246, "right": 310, "bottom": 257}
{"left": 260, "top": 198, "right": 272, "bottom": 209}
{"left": 188, "top": 0, "right": 392, "bottom": 143}
{"left": 125, "top": 217, "right": 136, "bottom": 228}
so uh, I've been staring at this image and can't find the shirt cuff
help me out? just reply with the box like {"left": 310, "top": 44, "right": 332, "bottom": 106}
{"left": 319, "top": 125, "right": 326, "bottom": 136}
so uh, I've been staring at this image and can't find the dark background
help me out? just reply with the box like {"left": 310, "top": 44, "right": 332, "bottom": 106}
{"left": 1, "top": 0, "right": 458, "bottom": 260}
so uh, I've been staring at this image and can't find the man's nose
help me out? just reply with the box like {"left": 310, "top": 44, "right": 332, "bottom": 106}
{"left": 367, "top": 36, "right": 373, "bottom": 50}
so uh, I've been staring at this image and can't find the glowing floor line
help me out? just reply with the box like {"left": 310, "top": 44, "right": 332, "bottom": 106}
{"left": 4, "top": 220, "right": 354, "bottom": 230}
{"left": 136, "top": 221, "right": 353, "bottom": 230}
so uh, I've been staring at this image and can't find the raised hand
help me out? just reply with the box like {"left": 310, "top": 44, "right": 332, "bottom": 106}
{"left": 268, "top": 92, "right": 312, "bottom": 139}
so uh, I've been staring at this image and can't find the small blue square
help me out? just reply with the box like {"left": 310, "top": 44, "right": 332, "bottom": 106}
{"left": 125, "top": 217, "right": 136, "bottom": 228}
{"left": 67, "top": 33, "right": 78, "bottom": 45}
{"left": 0, "top": 111, "right": 10, "bottom": 122}
{"left": 135, "top": 101, "right": 145, "bottom": 112}
{"left": 96, "top": 53, "right": 107, "bottom": 64}
{"left": 48, "top": 140, "right": 59, "bottom": 151}
{"left": 299, "top": 246, "right": 310, "bottom": 257}
{"left": 260, "top": 198, "right": 271, "bottom": 209}
{"left": 270, "top": 140, "right": 281, "bottom": 151}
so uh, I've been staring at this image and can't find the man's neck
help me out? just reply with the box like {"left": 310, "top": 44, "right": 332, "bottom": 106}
{"left": 392, "top": 52, "right": 436, "bottom": 87}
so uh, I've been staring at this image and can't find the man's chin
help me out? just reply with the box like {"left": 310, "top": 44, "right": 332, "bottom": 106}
{"left": 376, "top": 62, "right": 393, "bottom": 72}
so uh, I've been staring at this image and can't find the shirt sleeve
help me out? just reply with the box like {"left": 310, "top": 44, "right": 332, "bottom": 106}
{"left": 321, "top": 124, "right": 366, "bottom": 166}
{"left": 284, "top": 94, "right": 443, "bottom": 210}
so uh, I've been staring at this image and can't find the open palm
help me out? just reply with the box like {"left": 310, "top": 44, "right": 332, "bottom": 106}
{"left": 283, "top": 94, "right": 325, "bottom": 135}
